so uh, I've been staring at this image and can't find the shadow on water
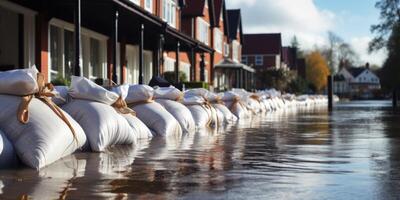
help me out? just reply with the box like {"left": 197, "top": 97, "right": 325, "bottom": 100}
{"left": 1, "top": 101, "right": 400, "bottom": 199}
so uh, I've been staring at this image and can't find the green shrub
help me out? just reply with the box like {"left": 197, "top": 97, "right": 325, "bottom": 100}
{"left": 183, "top": 81, "right": 209, "bottom": 89}
{"left": 163, "top": 71, "right": 188, "bottom": 83}
{"left": 51, "top": 75, "right": 70, "bottom": 86}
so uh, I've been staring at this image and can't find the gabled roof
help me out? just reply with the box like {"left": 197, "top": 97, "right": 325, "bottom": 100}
{"left": 181, "top": 0, "right": 206, "bottom": 17}
{"left": 227, "top": 9, "right": 243, "bottom": 43}
{"left": 243, "top": 33, "right": 282, "bottom": 55}
{"left": 347, "top": 67, "right": 366, "bottom": 78}
{"left": 213, "top": 0, "right": 229, "bottom": 35}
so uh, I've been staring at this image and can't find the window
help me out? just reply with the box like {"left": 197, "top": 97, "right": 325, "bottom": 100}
{"left": 241, "top": 56, "right": 248, "bottom": 65}
{"left": 232, "top": 40, "right": 240, "bottom": 62}
{"left": 49, "top": 19, "right": 107, "bottom": 82}
{"left": 197, "top": 18, "right": 209, "bottom": 45}
{"left": 164, "top": 57, "right": 175, "bottom": 72}
{"left": 162, "top": 0, "right": 176, "bottom": 27}
{"left": 223, "top": 42, "right": 229, "bottom": 57}
{"left": 213, "top": 28, "right": 223, "bottom": 53}
{"left": 180, "top": 62, "right": 191, "bottom": 82}
{"left": 255, "top": 55, "right": 263, "bottom": 66}
{"left": 145, "top": 0, "right": 153, "bottom": 12}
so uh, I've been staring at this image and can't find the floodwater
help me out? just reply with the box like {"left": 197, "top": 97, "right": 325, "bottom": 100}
{"left": 1, "top": 101, "right": 400, "bottom": 200}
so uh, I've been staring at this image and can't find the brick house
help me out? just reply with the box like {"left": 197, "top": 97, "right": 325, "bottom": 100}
{"left": 242, "top": 33, "right": 283, "bottom": 70}
{"left": 0, "top": 0, "right": 213, "bottom": 85}
{"left": 214, "top": 9, "right": 254, "bottom": 91}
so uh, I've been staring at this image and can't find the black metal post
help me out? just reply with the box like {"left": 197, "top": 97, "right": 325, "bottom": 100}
{"left": 393, "top": 88, "right": 398, "bottom": 109}
{"left": 112, "top": 10, "right": 119, "bottom": 83}
{"left": 328, "top": 75, "right": 333, "bottom": 111}
{"left": 74, "top": 0, "right": 81, "bottom": 76}
{"left": 175, "top": 41, "right": 180, "bottom": 84}
{"left": 190, "top": 47, "right": 196, "bottom": 81}
{"left": 138, "top": 23, "right": 144, "bottom": 84}
{"left": 154, "top": 34, "right": 164, "bottom": 77}
{"left": 200, "top": 53, "right": 205, "bottom": 82}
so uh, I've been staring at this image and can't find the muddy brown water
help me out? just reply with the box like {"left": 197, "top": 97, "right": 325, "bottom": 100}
{"left": 1, "top": 101, "right": 399, "bottom": 200}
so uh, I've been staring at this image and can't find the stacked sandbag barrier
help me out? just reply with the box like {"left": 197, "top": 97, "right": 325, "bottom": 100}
{"left": 182, "top": 90, "right": 218, "bottom": 129}
{"left": 122, "top": 84, "right": 183, "bottom": 137}
{"left": 153, "top": 87, "right": 196, "bottom": 133}
{"left": 0, "top": 67, "right": 87, "bottom": 169}
{"left": 62, "top": 76, "right": 151, "bottom": 152}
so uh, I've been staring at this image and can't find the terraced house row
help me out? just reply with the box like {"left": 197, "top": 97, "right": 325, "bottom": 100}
{"left": 0, "top": 0, "right": 254, "bottom": 91}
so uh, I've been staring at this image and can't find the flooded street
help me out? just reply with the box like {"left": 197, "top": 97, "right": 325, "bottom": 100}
{"left": 1, "top": 101, "right": 400, "bottom": 200}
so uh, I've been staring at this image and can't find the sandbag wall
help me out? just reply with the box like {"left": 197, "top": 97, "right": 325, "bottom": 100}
{"left": 0, "top": 68, "right": 332, "bottom": 170}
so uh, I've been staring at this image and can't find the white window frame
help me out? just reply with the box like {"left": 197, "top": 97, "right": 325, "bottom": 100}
{"left": 145, "top": 0, "right": 153, "bottom": 13}
{"left": 223, "top": 42, "right": 229, "bottom": 57}
{"left": 48, "top": 18, "right": 108, "bottom": 81}
{"left": 163, "top": 56, "right": 176, "bottom": 72}
{"left": 213, "top": 28, "right": 223, "bottom": 53}
{"left": 162, "top": 0, "right": 176, "bottom": 28}
{"left": 197, "top": 18, "right": 209, "bottom": 45}
{"left": 232, "top": 40, "right": 240, "bottom": 62}
{"left": 255, "top": 55, "right": 263, "bottom": 66}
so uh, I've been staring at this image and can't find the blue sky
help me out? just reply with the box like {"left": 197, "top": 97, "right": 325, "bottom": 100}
{"left": 227, "top": 0, "right": 387, "bottom": 66}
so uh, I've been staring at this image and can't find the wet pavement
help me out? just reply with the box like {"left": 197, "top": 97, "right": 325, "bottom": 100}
{"left": 1, "top": 100, "right": 400, "bottom": 200}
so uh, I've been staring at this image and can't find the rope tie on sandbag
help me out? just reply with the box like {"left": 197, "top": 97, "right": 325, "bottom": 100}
{"left": 112, "top": 96, "right": 137, "bottom": 116}
{"left": 227, "top": 96, "right": 246, "bottom": 113}
{"left": 17, "top": 73, "right": 78, "bottom": 142}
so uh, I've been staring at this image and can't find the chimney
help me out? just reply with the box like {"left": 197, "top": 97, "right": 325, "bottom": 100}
{"left": 365, "top": 62, "right": 370, "bottom": 69}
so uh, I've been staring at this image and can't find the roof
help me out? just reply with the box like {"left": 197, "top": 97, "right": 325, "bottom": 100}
{"left": 181, "top": 0, "right": 206, "bottom": 16}
{"left": 215, "top": 58, "right": 255, "bottom": 73}
{"left": 227, "top": 9, "right": 243, "bottom": 42}
{"left": 334, "top": 74, "right": 346, "bottom": 81}
{"left": 347, "top": 67, "right": 366, "bottom": 78}
{"left": 243, "top": 33, "right": 282, "bottom": 55}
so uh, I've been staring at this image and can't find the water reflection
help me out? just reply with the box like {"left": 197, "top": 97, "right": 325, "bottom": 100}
{"left": 1, "top": 101, "right": 400, "bottom": 199}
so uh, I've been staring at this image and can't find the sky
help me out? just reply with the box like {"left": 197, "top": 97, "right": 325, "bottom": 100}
{"left": 226, "top": 0, "right": 387, "bottom": 66}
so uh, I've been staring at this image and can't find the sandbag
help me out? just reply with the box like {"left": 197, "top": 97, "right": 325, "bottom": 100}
{"left": 122, "top": 114, "right": 153, "bottom": 139}
{"left": 0, "top": 130, "right": 19, "bottom": 169}
{"left": 156, "top": 99, "right": 196, "bottom": 133}
{"left": 212, "top": 103, "right": 238, "bottom": 123}
{"left": 125, "top": 85, "right": 182, "bottom": 137}
{"left": 154, "top": 86, "right": 183, "bottom": 101}
{"left": 62, "top": 99, "right": 137, "bottom": 152}
{"left": 69, "top": 76, "right": 119, "bottom": 105}
{"left": 182, "top": 95, "right": 214, "bottom": 128}
{"left": 0, "top": 95, "right": 87, "bottom": 169}
{"left": 52, "top": 85, "right": 69, "bottom": 106}
{"left": 0, "top": 66, "right": 39, "bottom": 96}
{"left": 221, "top": 91, "right": 250, "bottom": 119}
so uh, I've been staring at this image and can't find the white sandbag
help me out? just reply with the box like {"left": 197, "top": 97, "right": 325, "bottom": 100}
{"left": 0, "top": 95, "right": 87, "bottom": 169}
{"left": 69, "top": 76, "right": 119, "bottom": 105}
{"left": 124, "top": 85, "right": 182, "bottom": 137}
{"left": 0, "top": 130, "right": 19, "bottom": 169}
{"left": 52, "top": 86, "right": 69, "bottom": 106}
{"left": 156, "top": 99, "right": 196, "bottom": 133}
{"left": 213, "top": 103, "right": 238, "bottom": 123}
{"left": 129, "top": 102, "right": 182, "bottom": 137}
{"left": 62, "top": 99, "right": 137, "bottom": 152}
{"left": 154, "top": 86, "right": 183, "bottom": 100}
{"left": 182, "top": 95, "right": 214, "bottom": 128}
{"left": 122, "top": 114, "right": 153, "bottom": 139}
{"left": 0, "top": 66, "right": 39, "bottom": 96}
{"left": 125, "top": 84, "right": 154, "bottom": 103}
{"left": 221, "top": 91, "right": 250, "bottom": 119}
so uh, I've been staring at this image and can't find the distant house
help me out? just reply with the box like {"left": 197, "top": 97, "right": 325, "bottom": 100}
{"left": 334, "top": 64, "right": 381, "bottom": 98}
{"left": 242, "top": 33, "right": 283, "bottom": 70}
